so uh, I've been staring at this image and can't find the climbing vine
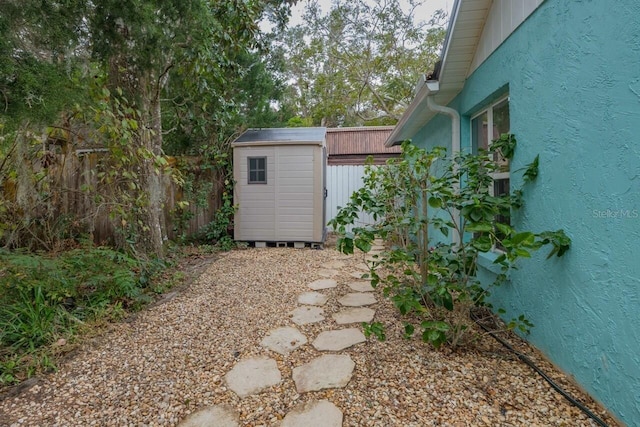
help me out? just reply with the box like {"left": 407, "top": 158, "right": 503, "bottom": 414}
{"left": 330, "top": 136, "right": 571, "bottom": 348}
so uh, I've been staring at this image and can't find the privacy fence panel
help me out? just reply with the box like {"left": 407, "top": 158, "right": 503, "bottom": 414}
{"left": 326, "top": 165, "right": 379, "bottom": 233}
{"left": 4, "top": 149, "right": 223, "bottom": 246}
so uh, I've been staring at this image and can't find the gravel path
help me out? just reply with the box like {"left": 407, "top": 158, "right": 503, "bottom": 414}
{"left": 0, "top": 247, "right": 618, "bottom": 426}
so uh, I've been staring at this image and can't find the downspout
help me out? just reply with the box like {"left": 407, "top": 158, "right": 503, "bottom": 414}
{"left": 425, "top": 89, "right": 461, "bottom": 245}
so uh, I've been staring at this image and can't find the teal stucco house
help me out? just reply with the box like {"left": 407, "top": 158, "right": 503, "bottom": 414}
{"left": 386, "top": 0, "right": 640, "bottom": 424}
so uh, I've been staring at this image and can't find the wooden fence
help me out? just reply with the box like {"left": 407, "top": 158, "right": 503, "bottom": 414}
{"left": 11, "top": 148, "right": 223, "bottom": 245}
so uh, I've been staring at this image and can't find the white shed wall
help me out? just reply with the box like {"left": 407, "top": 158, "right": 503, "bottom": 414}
{"left": 234, "top": 144, "right": 324, "bottom": 242}
{"left": 326, "top": 165, "right": 379, "bottom": 233}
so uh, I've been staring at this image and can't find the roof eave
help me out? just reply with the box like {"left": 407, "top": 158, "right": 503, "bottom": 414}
{"left": 385, "top": 78, "right": 441, "bottom": 147}
{"left": 385, "top": 0, "right": 494, "bottom": 147}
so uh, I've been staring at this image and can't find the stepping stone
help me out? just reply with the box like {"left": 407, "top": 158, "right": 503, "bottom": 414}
{"left": 178, "top": 404, "right": 239, "bottom": 427}
{"left": 225, "top": 357, "right": 281, "bottom": 397}
{"left": 355, "top": 262, "right": 370, "bottom": 271}
{"left": 292, "top": 354, "right": 355, "bottom": 393}
{"left": 321, "top": 260, "right": 345, "bottom": 269}
{"left": 332, "top": 307, "right": 376, "bottom": 325}
{"left": 312, "top": 328, "right": 366, "bottom": 351}
{"left": 308, "top": 279, "right": 338, "bottom": 290}
{"left": 350, "top": 271, "right": 369, "bottom": 280}
{"left": 281, "top": 400, "right": 343, "bottom": 427}
{"left": 348, "top": 281, "right": 374, "bottom": 292}
{"left": 338, "top": 293, "right": 376, "bottom": 307}
{"left": 261, "top": 327, "right": 307, "bottom": 355}
{"left": 317, "top": 269, "right": 339, "bottom": 278}
{"left": 298, "top": 292, "right": 329, "bottom": 306}
{"left": 371, "top": 245, "right": 385, "bottom": 251}
{"left": 290, "top": 306, "right": 325, "bottom": 325}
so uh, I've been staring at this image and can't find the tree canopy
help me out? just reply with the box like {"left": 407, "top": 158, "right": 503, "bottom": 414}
{"left": 278, "top": 0, "right": 446, "bottom": 127}
{"left": 0, "top": 0, "right": 294, "bottom": 255}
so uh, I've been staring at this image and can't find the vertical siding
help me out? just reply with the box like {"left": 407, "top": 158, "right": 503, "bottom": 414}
{"left": 275, "top": 145, "right": 316, "bottom": 240}
{"left": 234, "top": 144, "right": 324, "bottom": 242}
{"left": 469, "top": 0, "right": 545, "bottom": 74}
{"left": 326, "top": 165, "right": 379, "bottom": 233}
{"left": 233, "top": 146, "right": 277, "bottom": 241}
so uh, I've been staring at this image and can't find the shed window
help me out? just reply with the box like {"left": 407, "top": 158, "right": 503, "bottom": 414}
{"left": 248, "top": 157, "right": 267, "bottom": 184}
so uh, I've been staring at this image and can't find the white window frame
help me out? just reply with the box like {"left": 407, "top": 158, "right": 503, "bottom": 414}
{"left": 470, "top": 95, "right": 511, "bottom": 250}
{"left": 470, "top": 95, "right": 510, "bottom": 194}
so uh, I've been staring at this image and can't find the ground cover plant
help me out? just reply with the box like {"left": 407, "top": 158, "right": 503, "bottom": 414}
{"left": 0, "top": 245, "right": 172, "bottom": 385}
{"left": 329, "top": 137, "right": 571, "bottom": 348}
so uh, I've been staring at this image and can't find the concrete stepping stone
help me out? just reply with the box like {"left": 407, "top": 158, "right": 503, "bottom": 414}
{"left": 348, "top": 281, "right": 374, "bottom": 292}
{"left": 365, "top": 254, "right": 382, "bottom": 262}
{"left": 225, "top": 357, "right": 281, "bottom": 397}
{"left": 332, "top": 307, "right": 376, "bottom": 325}
{"left": 293, "top": 354, "right": 355, "bottom": 393}
{"left": 349, "top": 271, "right": 369, "bottom": 280}
{"left": 371, "top": 245, "right": 385, "bottom": 251}
{"left": 355, "top": 262, "right": 370, "bottom": 271}
{"left": 298, "top": 291, "right": 329, "bottom": 306}
{"left": 321, "top": 260, "right": 345, "bottom": 269}
{"left": 312, "top": 328, "right": 366, "bottom": 351}
{"left": 317, "top": 269, "right": 339, "bottom": 278}
{"left": 338, "top": 293, "right": 376, "bottom": 307}
{"left": 290, "top": 306, "right": 325, "bottom": 325}
{"left": 261, "top": 327, "right": 307, "bottom": 355}
{"left": 308, "top": 279, "right": 338, "bottom": 290}
{"left": 178, "top": 404, "right": 239, "bottom": 427}
{"left": 281, "top": 400, "right": 343, "bottom": 427}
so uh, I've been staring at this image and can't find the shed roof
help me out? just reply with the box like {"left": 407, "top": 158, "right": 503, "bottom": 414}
{"left": 232, "top": 127, "right": 326, "bottom": 146}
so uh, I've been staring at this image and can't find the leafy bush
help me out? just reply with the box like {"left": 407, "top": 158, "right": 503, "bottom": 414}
{"left": 330, "top": 138, "right": 571, "bottom": 348}
{"left": 199, "top": 179, "right": 237, "bottom": 251}
{"left": 0, "top": 246, "right": 164, "bottom": 384}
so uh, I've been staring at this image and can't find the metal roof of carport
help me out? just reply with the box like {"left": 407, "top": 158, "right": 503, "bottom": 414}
{"left": 385, "top": 0, "right": 493, "bottom": 146}
{"left": 232, "top": 127, "right": 327, "bottom": 146}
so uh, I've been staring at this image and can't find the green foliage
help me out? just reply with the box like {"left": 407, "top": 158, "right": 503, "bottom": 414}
{"left": 201, "top": 180, "right": 237, "bottom": 251}
{"left": 329, "top": 137, "right": 571, "bottom": 348}
{"left": 1, "top": 0, "right": 294, "bottom": 257}
{"left": 523, "top": 155, "right": 539, "bottom": 183}
{"left": 362, "top": 321, "right": 386, "bottom": 341}
{"left": 279, "top": 0, "right": 446, "bottom": 126}
{"left": 0, "top": 246, "right": 168, "bottom": 384}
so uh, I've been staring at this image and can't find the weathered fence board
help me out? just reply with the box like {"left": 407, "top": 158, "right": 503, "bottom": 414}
{"left": 8, "top": 149, "right": 222, "bottom": 245}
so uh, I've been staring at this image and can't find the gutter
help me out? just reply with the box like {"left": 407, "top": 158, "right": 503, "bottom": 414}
{"left": 384, "top": 75, "right": 438, "bottom": 147}
{"left": 424, "top": 81, "right": 461, "bottom": 246}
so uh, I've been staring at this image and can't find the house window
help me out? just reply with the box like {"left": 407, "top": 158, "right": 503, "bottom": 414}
{"left": 248, "top": 157, "right": 267, "bottom": 184}
{"left": 471, "top": 96, "right": 510, "bottom": 244}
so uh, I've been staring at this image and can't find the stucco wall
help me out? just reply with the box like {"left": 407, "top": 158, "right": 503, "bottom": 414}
{"left": 412, "top": 0, "right": 640, "bottom": 424}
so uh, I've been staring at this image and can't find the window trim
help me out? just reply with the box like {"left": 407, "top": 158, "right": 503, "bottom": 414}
{"left": 470, "top": 95, "right": 510, "bottom": 251}
{"left": 470, "top": 95, "right": 510, "bottom": 194}
{"left": 247, "top": 156, "right": 267, "bottom": 184}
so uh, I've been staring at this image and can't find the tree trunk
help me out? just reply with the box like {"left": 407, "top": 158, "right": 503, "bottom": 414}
{"left": 140, "top": 72, "right": 166, "bottom": 258}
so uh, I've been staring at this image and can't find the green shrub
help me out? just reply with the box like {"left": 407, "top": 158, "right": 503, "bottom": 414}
{"left": 330, "top": 138, "right": 571, "bottom": 348}
{"left": 0, "top": 246, "right": 165, "bottom": 384}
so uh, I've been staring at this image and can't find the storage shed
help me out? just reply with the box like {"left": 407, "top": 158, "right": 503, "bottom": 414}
{"left": 231, "top": 127, "right": 327, "bottom": 245}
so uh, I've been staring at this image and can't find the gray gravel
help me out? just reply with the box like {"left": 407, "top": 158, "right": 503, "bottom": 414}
{"left": 0, "top": 247, "right": 619, "bottom": 426}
